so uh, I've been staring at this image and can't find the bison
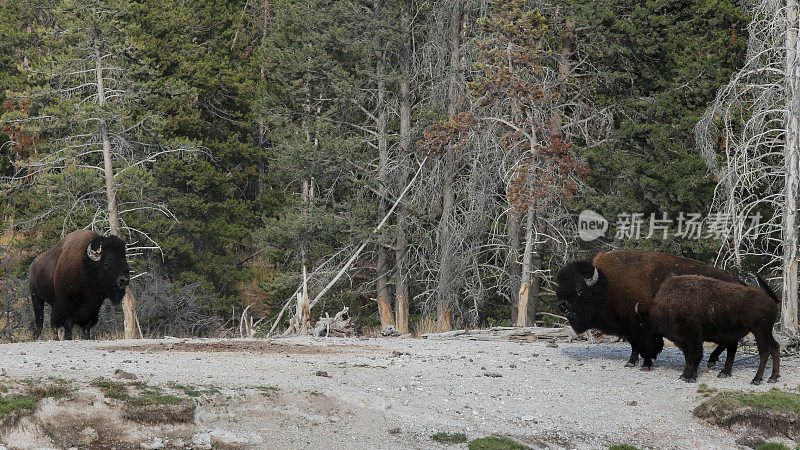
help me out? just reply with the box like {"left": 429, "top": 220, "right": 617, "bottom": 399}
{"left": 635, "top": 275, "right": 780, "bottom": 384}
{"left": 29, "top": 230, "right": 131, "bottom": 340}
{"left": 555, "top": 249, "right": 743, "bottom": 369}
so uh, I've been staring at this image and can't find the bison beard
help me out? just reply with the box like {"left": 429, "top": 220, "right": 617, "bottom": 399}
{"left": 636, "top": 275, "right": 780, "bottom": 384}
{"left": 555, "top": 250, "right": 744, "bottom": 370}
{"left": 29, "top": 230, "right": 131, "bottom": 340}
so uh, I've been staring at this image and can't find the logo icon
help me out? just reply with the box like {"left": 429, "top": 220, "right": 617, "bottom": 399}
{"left": 578, "top": 210, "right": 608, "bottom": 241}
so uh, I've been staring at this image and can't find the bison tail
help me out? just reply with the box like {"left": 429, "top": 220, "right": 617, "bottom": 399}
{"left": 756, "top": 275, "right": 781, "bottom": 304}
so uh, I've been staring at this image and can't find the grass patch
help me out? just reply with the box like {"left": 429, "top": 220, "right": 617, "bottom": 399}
{"left": 90, "top": 377, "right": 130, "bottom": 400}
{"left": 126, "top": 392, "right": 184, "bottom": 407}
{"left": 168, "top": 382, "right": 220, "bottom": 397}
{"left": 695, "top": 389, "right": 800, "bottom": 415}
{"left": 92, "top": 377, "right": 185, "bottom": 408}
{"left": 609, "top": 445, "right": 640, "bottom": 450}
{"left": 696, "top": 384, "right": 717, "bottom": 397}
{"left": 756, "top": 443, "right": 791, "bottom": 450}
{"left": 468, "top": 436, "right": 529, "bottom": 450}
{"left": 27, "top": 378, "right": 74, "bottom": 399}
{"left": 0, "top": 395, "right": 39, "bottom": 420}
{"left": 255, "top": 386, "right": 279, "bottom": 397}
{"left": 431, "top": 432, "right": 467, "bottom": 444}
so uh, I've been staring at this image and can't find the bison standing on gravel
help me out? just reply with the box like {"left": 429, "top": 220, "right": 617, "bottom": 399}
{"left": 635, "top": 275, "right": 780, "bottom": 384}
{"left": 555, "top": 249, "right": 743, "bottom": 370}
{"left": 29, "top": 230, "right": 131, "bottom": 340}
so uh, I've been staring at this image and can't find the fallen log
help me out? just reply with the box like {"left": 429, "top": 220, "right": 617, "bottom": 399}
{"left": 310, "top": 307, "right": 354, "bottom": 337}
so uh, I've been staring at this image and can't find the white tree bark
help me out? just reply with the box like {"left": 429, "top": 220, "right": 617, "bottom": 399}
{"left": 94, "top": 37, "right": 139, "bottom": 339}
{"left": 783, "top": 0, "right": 800, "bottom": 336}
{"left": 697, "top": 0, "right": 800, "bottom": 337}
{"left": 516, "top": 205, "right": 535, "bottom": 327}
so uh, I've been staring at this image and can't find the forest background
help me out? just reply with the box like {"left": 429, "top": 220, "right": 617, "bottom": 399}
{"left": 0, "top": 0, "right": 758, "bottom": 337}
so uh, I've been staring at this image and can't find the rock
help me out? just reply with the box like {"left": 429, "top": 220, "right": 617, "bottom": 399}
{"left": 388, "top": 427, "right": 401, "bottom": 434}
{"left": 124, "top": 400, "right": 195, "bottom": 424}
{"left": 191, "top": 433, "right": 212, "bottom": 450}
{"left": 521, "top": 415, "right": 537, "bottom": 423}
{"left": 79, "top": 427, "right": 99, "bottom": 445}
{"left": 734, "top": 434, "right": 766, "bottom": 449}
{"left": 626, "top": 401, "right": 638, "bottom": 407}
{"left": 210, "top": 429, "right": 264, "bottom": 447}
{"left": 114, "top": 369, "right": 137, "bottom": 380}
{"left": 315, "top": 370, "right": 331, "bottom": 378}
{"left": 381, "top": 325, "right": 401, "bottom": 337}
{"left": 695, "top": 395, "right": 800, "bottom": 440}
{"left": 546, "top": 343, "right": 559, "bottom": 348}
{"left": 140, "top": 437, "right": 165, "bottom": 449}
{"left": 483, "top": 372, "right": 502, "bottom": 378}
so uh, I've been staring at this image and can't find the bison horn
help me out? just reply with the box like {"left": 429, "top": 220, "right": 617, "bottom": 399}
{"left": 584, "top": 267, "right": 599, "bottom": 286}
{"left": 86, "top": 243, "right": 102, "bottom": 262}
{"left": 635, "top": 302, "right": 640, "bottom": 316}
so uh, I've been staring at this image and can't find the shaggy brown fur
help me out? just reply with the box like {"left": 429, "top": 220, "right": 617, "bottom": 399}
{"left": 29, "top": 230, "right": 130, "bottom": 340}
{"left": 556, "top": 249, "right": 743, "bottom": 369}
{"left": 637, "top": 275, "right": 780, "bottom": 384}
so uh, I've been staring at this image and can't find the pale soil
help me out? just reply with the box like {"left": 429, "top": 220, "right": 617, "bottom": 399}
{"left": 0, "top": 335, "right": 797, "bottom": 449}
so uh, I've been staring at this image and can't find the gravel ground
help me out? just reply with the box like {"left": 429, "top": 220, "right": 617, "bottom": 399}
{"left": 0, "top": 336, "right": 797, "bottom": 449}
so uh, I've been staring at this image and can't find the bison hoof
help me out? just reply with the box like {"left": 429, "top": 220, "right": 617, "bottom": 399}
{"left": 640, "top": 366, "right": 652, "bottom": 372}
{"left": 717, "top": 372, "right": 731, "bottom": 378}
{"left": 707, "top": 360, "right": 717, "bottom": 368}
{"left": 624, "top": 362, "right": 636, "bottom": 368}
{"left": 679, "top": 376, "right": 697, "bottom": 383}
{"left": 768, "top": 377, "right": 779, "bottom": 383}
{"left": 751, "top": 379, "right": 762, "bottom": 385}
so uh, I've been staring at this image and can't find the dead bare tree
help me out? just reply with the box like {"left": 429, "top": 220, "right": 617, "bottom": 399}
{"left": 696, "top": 0, "right": 799, "bottom": 338}
{"left": 1, "top": 1, "right": 199, "bottom": 338}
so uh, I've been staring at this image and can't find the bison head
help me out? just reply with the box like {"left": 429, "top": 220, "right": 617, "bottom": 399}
{"left": 555, "top": 260, "right": 607, "bottom": 334}
{"left": 85, "top": 235, "right": 131, "bottom": 305}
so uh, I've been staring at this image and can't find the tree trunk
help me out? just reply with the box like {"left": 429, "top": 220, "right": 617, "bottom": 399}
{"left": 373, "top": 0, "right": 394, "bottom": 328}
{"left": 527, "top": 240, "right": 543, "bottom": 325}
{"left": 395, "top": 13, "right": 412, "bottom": 335}
{"left": 94, "top": 37, "right": 138, "bottom": 339}
{"left": 550, "top": 17, "right": 574, "bottom": 136}
{"left": 394, "top": 214, "right": 409, "bottom": 333}
{"left": 516, "top": 205, "right": 535, "bottom": 327}
{"left": 436, "top": 0, "right": 465, "bottom": 333}
{"left": 783, "top": 0, "right": 800, "bottom": 337}
{"left": 507, "top": 207, "right": 522, "bottom": 323}
{"left": 257, "top": 0, "right": 271, "bottom": 197}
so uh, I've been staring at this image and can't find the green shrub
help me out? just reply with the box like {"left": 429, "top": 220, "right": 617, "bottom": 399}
{"left": 468, "top": 436, "right": 529, "bottom": 450}
{"left": 431, "top": 432, "right": 468, "bottom": 444}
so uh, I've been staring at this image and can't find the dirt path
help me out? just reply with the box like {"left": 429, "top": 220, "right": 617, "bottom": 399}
{"left": 0, "top": 336, "right": 796, "bottom": 449}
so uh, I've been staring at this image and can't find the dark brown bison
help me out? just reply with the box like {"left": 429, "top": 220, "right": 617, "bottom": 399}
{"left": 29, "top": 230, "right": 131, "bottom": 340}
{"left": 555, "top": 249, "right": 743, "bottom": 369}
{"left": 635, "top": 275, "right": 780, "bottom": 384}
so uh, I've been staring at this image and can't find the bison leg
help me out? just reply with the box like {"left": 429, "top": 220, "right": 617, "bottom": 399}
{"left": 751, "top": 334, "right": 771, "bottom": 385}
{"left": 62, "top": 322, "right": 73, "bottom": 341}
{"left": 637, "top": 335, "right": 663, "bottom": 371}
{"left": 707, "top": 344, "right": 725, "bottom": 368}
{"left": 50, "top": 307, "right": 64, "bottom": 341}
{"left": 82, "top": 327, "right": 91, "bottom": 340}
{"left": 31, "top": 292, "right": 44, "bottom": 340}
{"left": 625, "top": 347, "right": 638, "bottom": 367}
{"left": 679, "top": 340, "right": 703, "bottom": 383}
{"left": 767, "top": 335, "right": 781, "bottom": 383}
{"left": 717, "top": 343, "right": 737, "bottom": 378}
